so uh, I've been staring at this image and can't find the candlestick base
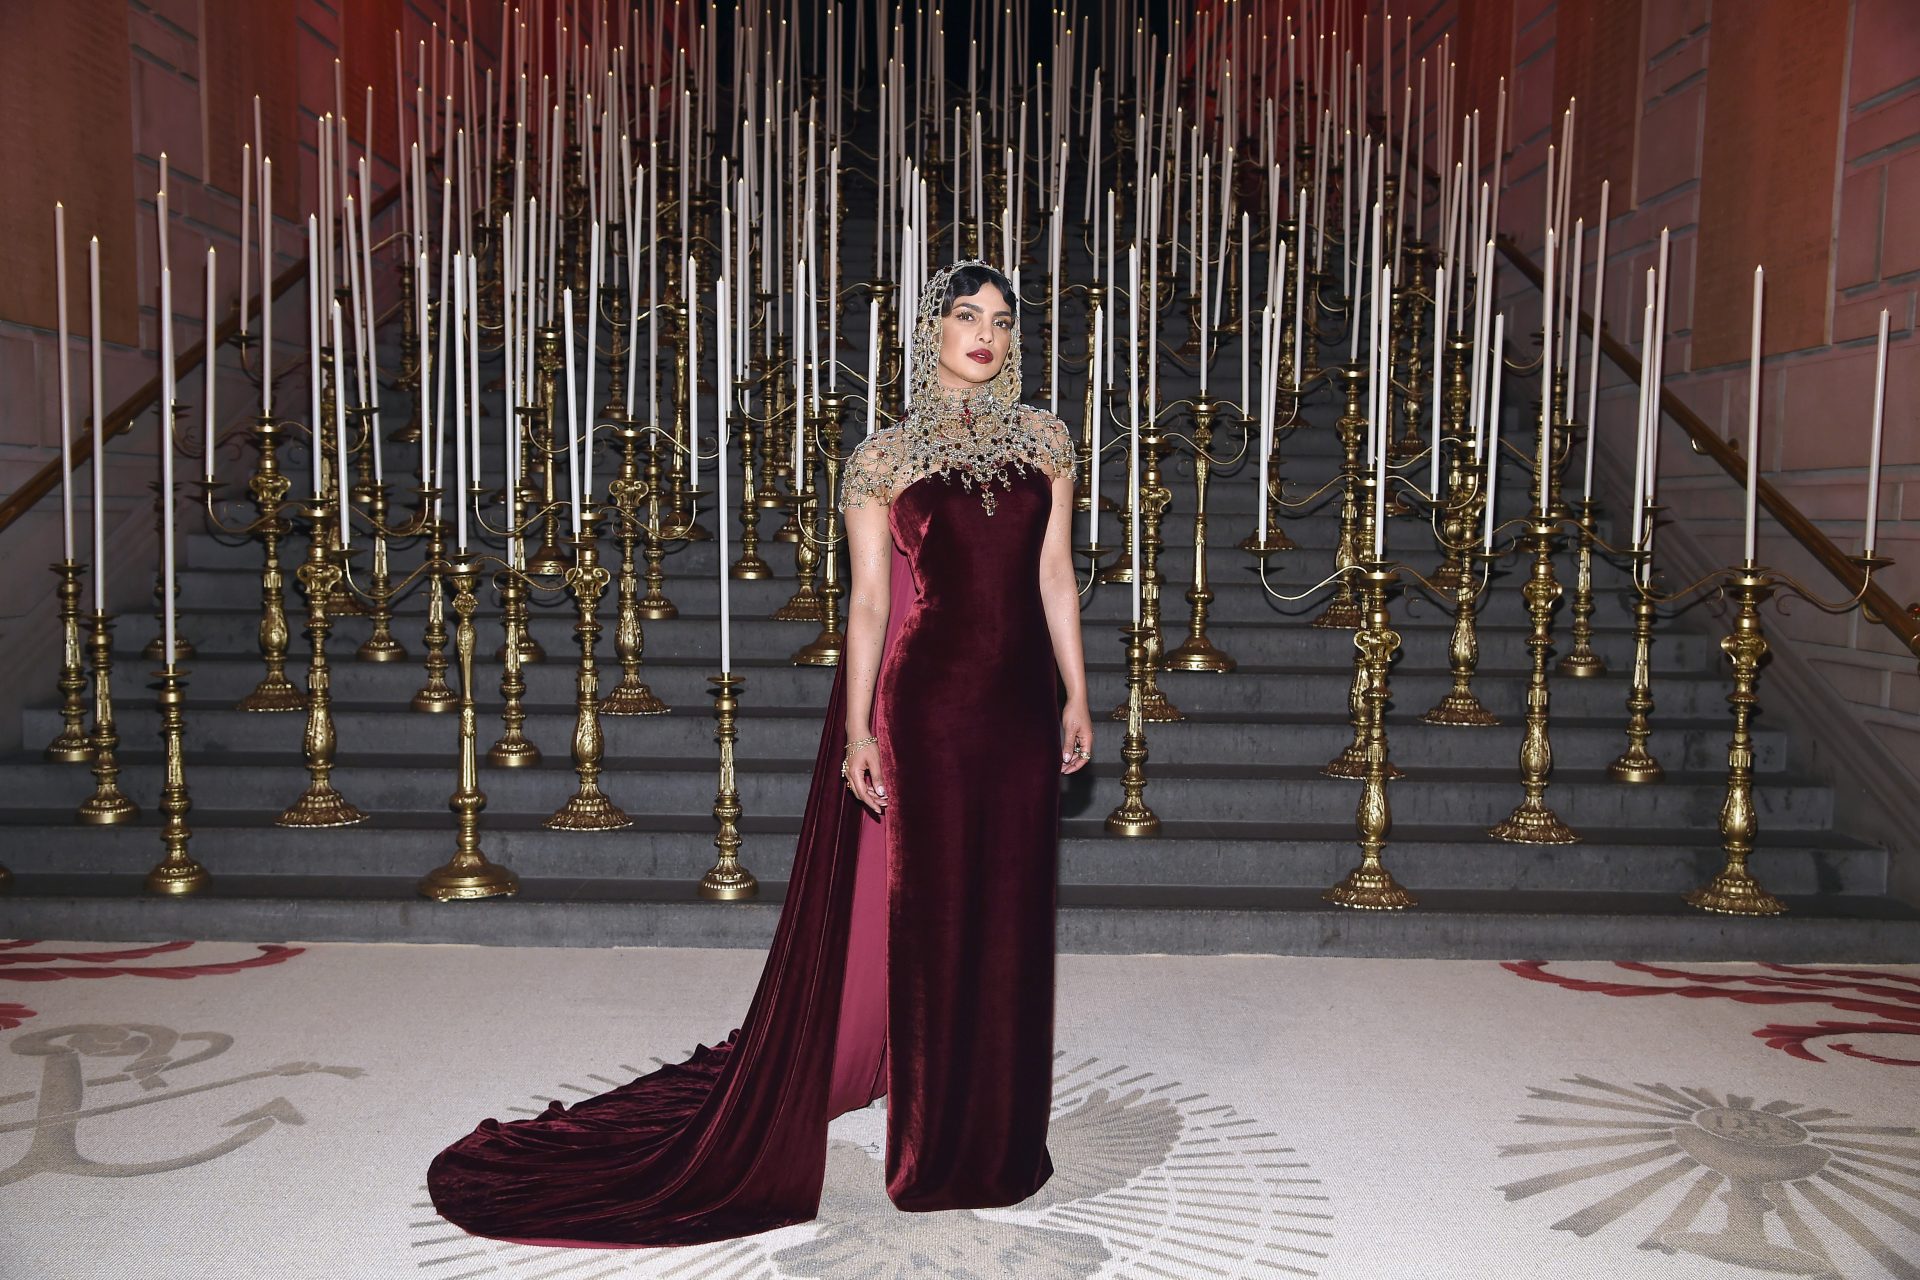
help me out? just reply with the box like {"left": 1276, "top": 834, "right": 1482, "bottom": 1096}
{"left": 545, "top": 792, "right": 634, "bottom": 832}
{"left": 237, "top": 676, "right": 307, "bottom": 713}
{"left": 1323, "top": 865, "right": 1417, "bottom": 910}
{"left": 1683, "top": 867, "right": 1787, "bottom": 917}
{"left": 1488, "top": 801, "right": 1581, "bottom": 845}
{"left": 1238, "top": 529, "right": 1297, "bottom": 554}
{"left": 275, "top": 786, "right": 368, "bottom": 828}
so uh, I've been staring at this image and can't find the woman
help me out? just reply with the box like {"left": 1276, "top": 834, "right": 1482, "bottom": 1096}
{"left": 425, "top": 259, "right": 1092, "bottom": 1246}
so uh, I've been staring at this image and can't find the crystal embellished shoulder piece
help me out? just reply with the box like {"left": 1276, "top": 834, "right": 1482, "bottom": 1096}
{"left": 838, "top": 401, "right": 1078, "bottom": 517}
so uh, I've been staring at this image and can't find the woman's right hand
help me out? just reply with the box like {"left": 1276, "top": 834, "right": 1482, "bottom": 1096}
{"left": 845, "top": 739, "right": 889, "bottom": 815}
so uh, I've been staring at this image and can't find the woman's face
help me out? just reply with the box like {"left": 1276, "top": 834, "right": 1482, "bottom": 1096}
{"left": 934, "top": 281, "right": 1015, "bottom": 390}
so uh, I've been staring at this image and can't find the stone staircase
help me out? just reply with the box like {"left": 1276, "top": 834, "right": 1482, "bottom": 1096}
{"left": 3, "top": 383, "right": 1913, "bottom": 959}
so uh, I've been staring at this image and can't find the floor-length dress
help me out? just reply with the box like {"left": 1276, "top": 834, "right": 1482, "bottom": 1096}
{"left": 426, "top": 452, "right": 1063, "bottom": 1247}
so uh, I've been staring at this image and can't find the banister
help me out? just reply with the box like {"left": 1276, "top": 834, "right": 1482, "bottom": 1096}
{"left": 1494, "top": 233, "right": 1919, "bottom": 663}
{"left": 0, "top": 180, "right": 405, "bottom": 540}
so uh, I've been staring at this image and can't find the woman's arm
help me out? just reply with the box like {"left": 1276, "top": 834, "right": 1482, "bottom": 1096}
{"left": 1037, "top": 432, "right": 1094, "bottom": 773}
{"left": 842, "top": 500, "right": 893, "bottom": 743}
{"left": 1038, "top": 466, "right": 1087, "bottom": 706}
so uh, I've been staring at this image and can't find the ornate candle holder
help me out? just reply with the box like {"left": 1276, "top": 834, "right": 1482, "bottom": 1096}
{"left": 1324, "top": 561, "right": 1417, "bottom": 910}
{"left": 1309, "top": 367, "right": 1368, "bottom": 628}
{"left": 727, "top": 371, "right": 773, "bottom": 580}
{"left": 1557, "top": 496, "right": 1607, "bottom": 677}
{"left": 774, "top": 391, "right": 825, "bottom": 621}
{"left": 1487, "top": 514, "right": 1580, "bottom": 845}
{"left": 1109, "top": 405, "right": 1183, "bottom": 722}
{"left": 487, "top": 564, "right": 544, "bottom": 768}
{"left": 77, "top": 610, "right": 138, "bottom": 825}
{"left": 599, "top": 421, "right": 669, "bottom": 714}
{"left": 231, "top": 416, "right": 307, "bottom": 710}
{"left": 546, "top": 531, "right": 632, "bottom": 830}
{"left": 700, "top": 671, "right": 759, "bottom": 899}
{"left": 1162, "top": 394, "right": 1248, "bottom": 673}
{"left": 45, "top": 560, "right": 92, "bottom": 761}
{"left": 145, "top": 662, "right": 209, "bottom": 895}
{"left": 409, "top": 501, "right": 460, "bottom": 712}
{"left": 795, "top": 393, "right": 848, "bottom": 666}
{"left": 142, "top": 478, "right": 196, "bottom": 663}
{"left": 418, "top": 553, "right": 520, "bottom": 901}
{"left": 1105, "top": 622, "right": 1161, "bottom": 836}
{"left": 276, "top": 496, "right": 367, "bottom": 828}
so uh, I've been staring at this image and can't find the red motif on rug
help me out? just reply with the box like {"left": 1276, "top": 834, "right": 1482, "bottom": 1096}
{"left": 1505, "top": 960, "right": 1920, "bottom": 1067}
{"left": 0, "top": 940, "right": 305, "bottom": 1030}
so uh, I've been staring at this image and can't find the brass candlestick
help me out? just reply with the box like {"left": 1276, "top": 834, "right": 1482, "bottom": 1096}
{"left": 278, "top": 502, "right": 366, "bottom": 827}
{"left": 525, "top": 326, "right": 574, "bottom": 575}
{"left": 1557, "top": 496, "right": 1606, "bottom": 677}
{"left": 419, "top": 555, "right": 520, "bottom": 900}
{"left": 794, "top": 393, "right": 847, "bottom": 665}
{"left": 235, "top": 416, "right": 305, "bottom": 711}
{"left": 487, "top": 567, "right": 542, "bottom": 767}
{"left": 1420, "top": 548, "right": 1502, "bottom": 726}
{"left": 1325, "top": 490, "right": 1408, "bottom": 780}
{"left": 636, "top": 421, "right": 681, "bottom": 618}
{"left": 77, "top": 611, "right": 138, "bottom": 825}
{"left": 729, "top": 374, "right": 773, "bottom": 579}
{"left": 1075, "top": 287, "right": 1106, "bottom": 516}
{"left": 1608, "top": 551, "right": 1665, "bottom": 783}
{"left": 410, "top": 505, "right": 459, "bottom": 712}
{"left": 1686, "top": 567, "right": 1784, "bottom": 916}
{"left": 1325, "top": 563, "right": 1416, "bottom": 909}
{"left": 1430, "top": 340, "right": 1476, "bottom": 590}
{"left": 355, "top": 482, "right": 408, "bottom": 662}
{"left": 1310, "top": 367, "right": 1367, "bottom": 628}
{"left": 600, "top": 423, "right": 669, "bottom": 713}
{"left": 1105, "top": 622, "right": 1161, "bottom": 836}
{"left": 774, "top": 393, "right": 824, "bottom": 620}
{"left": 1489, "top": 517, "right": 1579, "bottom": 844}
{"left": 1164, "top": 396, "right": 1237, "bottom": 672}
{"left": 548, "top": 533, "right": 631, "bottom": 830}
{"left": 392, "top": 263, "right": 422, "bottom": 445}
{"left": 45, "top": 560, "right": 92, "bottom": 761}
{"left": 1133, "top": 413, "right": 1183, "bottom": 721}
{"left": 145, "top": 663, "right": 209, "bottom": 895}
{"left": 700, "top": 672, "right": 759, "bottom": 899}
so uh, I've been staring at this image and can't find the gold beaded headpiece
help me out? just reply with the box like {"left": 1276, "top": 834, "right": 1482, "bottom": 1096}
{"left": 907, "top": 258, "right": 1024, "bottom": 425}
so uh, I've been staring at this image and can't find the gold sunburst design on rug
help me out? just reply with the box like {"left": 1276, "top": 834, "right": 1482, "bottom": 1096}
{"left": 1496, "top": 1074, "right": 1920, "bottom": 1278}
{"left": 409, "top": 1051, "right": 1334, "bottom": 1278}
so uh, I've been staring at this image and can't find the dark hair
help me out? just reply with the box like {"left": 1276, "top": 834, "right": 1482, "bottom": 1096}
{"left": 939, "top": 263, "right": 1018, "bottom": 323}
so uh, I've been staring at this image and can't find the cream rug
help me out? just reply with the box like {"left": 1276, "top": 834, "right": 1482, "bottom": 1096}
{"left": 2, "top": 938, "right": 1915, "bottom": 1278}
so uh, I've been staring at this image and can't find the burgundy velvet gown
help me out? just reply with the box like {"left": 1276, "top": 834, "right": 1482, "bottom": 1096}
{"left": 426, "top": 458, "right": 1062, "bottom": 1246}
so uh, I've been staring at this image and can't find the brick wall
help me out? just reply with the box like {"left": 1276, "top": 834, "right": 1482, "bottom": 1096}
{"left": 1403, "top": 0, "right": 1919, "bottom": 827}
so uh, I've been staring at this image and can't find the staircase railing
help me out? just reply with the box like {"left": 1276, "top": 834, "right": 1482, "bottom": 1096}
{"left": 1496, "top": 235, "right": 1919, "bottom": 665}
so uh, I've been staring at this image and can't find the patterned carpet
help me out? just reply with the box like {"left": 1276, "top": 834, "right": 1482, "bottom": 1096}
{"left": 2, "top": 937, "right": 1915, "bottom": 1278}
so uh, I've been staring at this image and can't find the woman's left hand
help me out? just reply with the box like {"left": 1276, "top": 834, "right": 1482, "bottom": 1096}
{"left": 1060, "top": 700, "right": 1094, "bottom": 774}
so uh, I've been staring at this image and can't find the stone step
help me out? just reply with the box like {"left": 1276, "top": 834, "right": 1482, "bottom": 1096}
{"left": 0, "top": 810, "right": 1882, "bottom": 897}
{"left": 3, "top": 873, "right": 1913, "bottom": 960}
{"left": 150, "top": 557, "right": 1658, "bottom": 634}
{"left": 101, "top": 650, "right": 1770, "bottom": 720}
{"left": 3, "top": 751, "right": 1838, "bottom": 830}
{"left": 21, "top": 702, "right": 1790, "bottom": 773}
{"left": 128, "top": 603, "right": 1722, "bottom": 671}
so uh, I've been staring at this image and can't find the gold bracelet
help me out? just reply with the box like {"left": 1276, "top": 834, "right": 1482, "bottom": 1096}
{"left": 844, "top": 734, "right": 878, "bottom": 756}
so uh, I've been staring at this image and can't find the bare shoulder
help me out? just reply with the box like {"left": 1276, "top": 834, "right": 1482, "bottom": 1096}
{"left": 1015, "top": 403, "right": 1079, "bottom": 480}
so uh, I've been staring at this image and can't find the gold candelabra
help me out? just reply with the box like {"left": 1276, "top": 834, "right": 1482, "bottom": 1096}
{"left": 1310, "top": 367, "right": 1368, "bottom": 628}
{"left": 774, "top": 392, "right": 825, "bottom": 620}
{"left": 1105, "top": 622, "right": 1161, "bottom": 835}
{"left": 410, "top": 505, "right": 460, "bottom": 711}
{"left": 234, "top": 416, "right": 306, "bottom": 711}
{"left": 45, "top": 560, "right": 91, "bottom": 760}
{"left": 1420, "top": 547, "right": 1502, "bottom": 727}
{"left": 1324, "top": 562, "right": 1417, "bottom": 909}
{"left": 276, "top": 498, "right": 367, "bottom": 828}
{"left": 487, "top": 565, "right": 544, "bottom": 767}
{"left": 145, "top": 663, "right": 209, "bottom": 895}
{"left": 794, "top": 392, "right": 847, "bottom": 665}
{"left": 1110, "top": 407, "right": 1183, "bottom": 721}
{"left": 77, "top": 610, "right": 138, "bottom": 825}
{"left": 1610, "top": 539, "right": 1666, "bottom": 783}
{"left": 728, "top": 371, "right": 773, "bottom": 579}
{"left": 1163, "top": 395, "right": 1242, "bottom": 673}
{"left": 1557, "top": 496, "right": 1607, "bottom": 677}
{"left": 418, "top": 554, "right": 520, "bottom": 900}
{"left": 1325, "top": 475, "right": 1409, "bottom": 780}
{"left": 1689, "top": 567, "right": 1782, "bottom": 916}
{"left": 600, "top": 422, "right": 669, "bottom": 713}
{"left": 1488, "top": 515, "right": 1579, "bottom": 844}
{"left": 700, "top": 671, "right": 759, "bottom": 898}
{"left": 547, "top": 531, "right": 632, "bottom": 830}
